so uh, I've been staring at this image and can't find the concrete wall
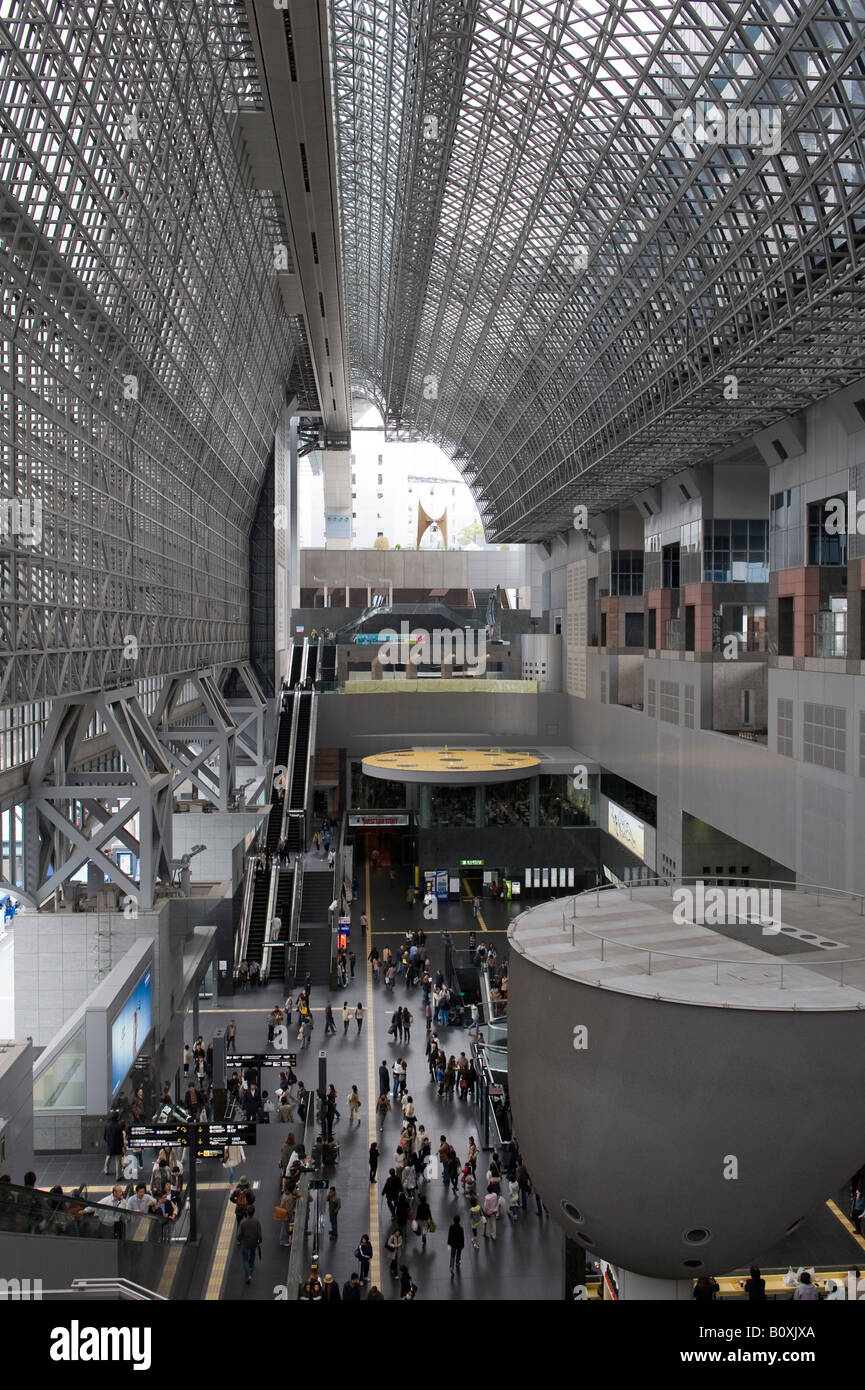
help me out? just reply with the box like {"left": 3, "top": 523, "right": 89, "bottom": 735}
{"left": 507, "top": 946, "right": 865, "bottom": 1278}
{"left": 0, "top": 1042, "right": 34, "bottom": 1179}
{"left": 13, "top": 890, "right": 223, "bottom": 1048}
{"left": 317, "top": 690, "right": 570, "bottom": 747}
{"left": 171, "top": 810, "right": 264, "bottom": 887}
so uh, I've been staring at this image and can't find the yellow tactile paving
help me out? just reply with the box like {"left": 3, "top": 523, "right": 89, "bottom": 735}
{"left": 365, "top": 854, "right": 383, "bottom": 1291}
{"left": 204, "top": 1179, "right": 260, "bottom": 1300}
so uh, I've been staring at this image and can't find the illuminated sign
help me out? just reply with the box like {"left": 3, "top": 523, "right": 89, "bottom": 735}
{"left": 111, "top": 968, "right": 152, "bottom": 1094}
{"left": 348, "top": 813, "right": 409, "bottom": 827}
{"left": 606, "top": 800, "right": 645, "bottom": 860}
{"left": 460, "top": 858, "right": 485, "bottom": 866}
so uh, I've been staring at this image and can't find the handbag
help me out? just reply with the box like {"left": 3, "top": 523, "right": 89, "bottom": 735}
{"left": 412, "top": 1220, "right": 420, "bottom": 1234}
{"left": 273, "top": 1206, "right": 289, "bottom": 1221}
{"left": 427, "top": 1218, "right": 436, "bottom": 1233}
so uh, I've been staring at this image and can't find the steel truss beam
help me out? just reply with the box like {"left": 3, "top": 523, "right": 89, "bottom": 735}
{"left": 153, "top": 669, "right": 237, "bottom": 813}
{"left": 331, "top": 0, "right": 865, "bottom": 539}
{"left": 25, "top": 688, "right": 173, "bottom": 912}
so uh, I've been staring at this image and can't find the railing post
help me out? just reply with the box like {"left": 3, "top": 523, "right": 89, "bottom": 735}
{"left": 647, "top": 951, "right": 652, "bottom": 976}
{"left": 600, "top": 936, "right": 605, "bottom": 961}
{"left": 571, "top": 922, "right": 575, "bottom": 947}
{"left": 779, "top": 964, "right": 784, "bottom": 990}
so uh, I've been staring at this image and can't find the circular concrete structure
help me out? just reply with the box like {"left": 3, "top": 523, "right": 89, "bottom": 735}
{"left": 507, "top": 884, "right": 865, "bottom": 1279}
{"left": 362, "top": 747, "right": 539, "bottom": 784}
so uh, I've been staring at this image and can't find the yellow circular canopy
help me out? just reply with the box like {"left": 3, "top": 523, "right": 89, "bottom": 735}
{"left": 362, "top": 747, "right": 539, "bottom": 784}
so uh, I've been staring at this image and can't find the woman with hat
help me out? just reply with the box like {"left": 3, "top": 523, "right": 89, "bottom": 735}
{"left": 322, "top": 1273, "right": 341, "bottom": 1301}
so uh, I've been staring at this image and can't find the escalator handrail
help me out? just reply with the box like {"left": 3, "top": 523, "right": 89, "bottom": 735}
{"left": 280, "top": 691, "right": 301, "bottom": 841}
{"left": 236, "top": 855, "right": 256, "bottom": 970}
{"left": 287, "top": 854, "right": 305, "bottom": 985}
{"left": 301, "top": 693, "right": 319, "bottom": 846}
{"left": 260, "top": 863, "right": 280, "bottom": 981}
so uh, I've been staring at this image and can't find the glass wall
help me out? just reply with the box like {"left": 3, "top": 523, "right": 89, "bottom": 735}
{"left": 33, "top": 1029, "right": 86, "bottom": 1111}
{"left": 430, "top": 785, "right": 476, "bottom": 826}
{"left": 539, "top": 773, "right": 598, "bottom": 826}
{"left": 703, "top": 520, "right": 769, "bottom": 582}
{"left": 350, "top": 763, "right": 407, "bottom": 809}
{"left": 484, "top": 779, "right": 531, "bottom": 826}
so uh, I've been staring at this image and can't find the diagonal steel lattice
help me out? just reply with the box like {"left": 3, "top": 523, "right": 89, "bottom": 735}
{"left": 331, "top": 0, "right": 865, "bottom": 541}
{"left": 0, "top": 0, "right": 319, "bottom": 712}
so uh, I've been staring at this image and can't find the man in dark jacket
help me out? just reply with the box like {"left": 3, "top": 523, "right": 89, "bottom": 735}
{"left": 378, "top": 1061, "right": 390, "bottom": 1097}
{"left": 395, "top": 1189, "right": 410, "bottom": 1235}
{"left": 237, "top": 1203, "right": 262, "bottom": 1284}
{"left": 342, "top": 1273, "right": 362, "bottom": 1301}
{"left": 382, "top": 1168, "right": 401, "bottom": 1217}
{"left": 322, "top": 1273, "right": 341, "bottom": 1301}
{"left": 103, "top": 1111, "right": 126, "bottom": 1179}
{"left": 447, "top": 1214, "right": 465, "bottom": 1274}
{"left": 243, "top": 1083, "right": 263, "bottom": 1122}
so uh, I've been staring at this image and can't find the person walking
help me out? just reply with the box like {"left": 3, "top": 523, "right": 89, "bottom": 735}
{"left": 103, "top": 1111, "right": 126, "bottom": 1180}
{"left": 355, "top": 1002, "right": 364, "bottom": 1034}
{"left": 343, "top": 1001, "right": 351, "bottom": 1036}
{"left": 403, "top": 1009, "right": 413, "bottom": 1045}
{"left": 415, "top": 1193, "right": 432, "bottom": 1249}
{"left": 225, "top": 1019, "right": 237, "bottom": 1054}
{"left": 469, "top": 1200, "right": 484, "bottom": 1249}
{"left": 385, "top": 1226, "right": 403, "bottom": 1277}
{"left": 483, "top": 1186, "right": 499, "bottom": 1240}
{"left": 378, "top": 1060, "right": 390, "bottom": 1097}
{"left": 343, "top": 1273, "right": 362, "bottom": 1301}
{"left": 325, "top": 1001, "right": 336, "bottom": 1035}
{"left": 375, "top": 1088, "right": 391, "bottom": 1130}
{"left": 348, "top": 1085, "right": 362, "bottom": 1126}
{"left": 327, "top": 1185, "right": 341, "bottom": 1241}
{"left": 383, "top": 1167, "right": 401, "bottom": 1219}
{"left": 356, "top": 1233, "right": 374, "bottom": 1284}
{"left": 369, "top": 1141, "right": 380, "bottom": 1184}
{"left": 236, "top": 1202, "right": 262, "bottom": 1284}
{"left": 447, "top": 1214, "right": 465, "bottom": 1275}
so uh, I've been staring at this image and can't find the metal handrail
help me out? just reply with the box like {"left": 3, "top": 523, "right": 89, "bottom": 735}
{"left": 585, "top": 874, "right": 865, "bottom": 921}
{"left": 508, "top": 880, "right": 865, "bottom": 996}
{"left": 235, "top": 856, "right": 256, "bottom": 970}
{"left": 260, "top": 863, "right": 279, "bottom": 982}
{"left": 280, "top": 689, "right": 301, "bottom": 843}
{"left": 302, "top": 693, "right": 319, "bottom": 850}
{"left": 286, "top": 855, "right": 305, "bottom": 987}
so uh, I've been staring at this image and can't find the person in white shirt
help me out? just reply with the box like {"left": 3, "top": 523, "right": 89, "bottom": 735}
{"left": 98, "top": 1184, "right": 128, "bottom": 1236}
{"left": 126, "top": 1183, "right": 157, "bottom": 1216}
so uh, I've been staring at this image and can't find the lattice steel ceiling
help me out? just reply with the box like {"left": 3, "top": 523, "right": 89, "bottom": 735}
{"left": 0, "top": 0, "right": 319, "bottom": 708}
{"left": 331, "top": 0, "right": 865, "bottom": 540}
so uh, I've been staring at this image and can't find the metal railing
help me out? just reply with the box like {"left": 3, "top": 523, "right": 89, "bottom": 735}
{"left": 260, "top": 862, "right": 279, "bottom": 984}
{"left": 509, "top": 878, "right": 865, "bottom": 1003}
{"left": 285, "top": 1071, "right": 323, "bottom": 1296}
{"left": 235, "top": 855, "right": 256, "bottom": 971}
{"left": 286, "top": 854, "right": 305, "bottom": 987}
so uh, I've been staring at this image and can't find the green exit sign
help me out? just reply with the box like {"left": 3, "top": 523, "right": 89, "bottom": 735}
{"left": 460, "top": 858, "right": 485, "bottom": 866}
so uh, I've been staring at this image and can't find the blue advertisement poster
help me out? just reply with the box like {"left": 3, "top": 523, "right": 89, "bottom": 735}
{"left": 111, "top": 968, "right": 152, "bottom": 1094}
{"left": 435, "top": 870, "right": 449, "bottom": 900}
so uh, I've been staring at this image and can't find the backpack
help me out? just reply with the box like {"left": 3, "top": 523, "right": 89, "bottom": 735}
{"left": 235, "top": 1187, "right": 249, "bottom": 1213}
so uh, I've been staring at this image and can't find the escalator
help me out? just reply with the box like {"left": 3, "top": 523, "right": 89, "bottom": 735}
{"left": 268, "top": 868, "right": 294, "bottom": 981}
{"left": 289, "top": 643, "right": 303, "bottom": 686}
{"left": 246, "top": 869, "right": 271, "bottom": 969}
{"left": 286, "top": 816, "right": 304, "bottom": 853}
{"left": 319, "top": 642, "right": 336, "bottom": 689}
{"left": 306, "top": 643, "right": 318, "bottom": 684}
{"left": 289, "top": 693, "right": 312, "bottom": 812}
{"left": 275, "top": 696, "right": 293, "bottom": 767}
{"left": 295, "top": 871, "right": 334, "bottom": 985}
{"left": 265, "top": 795, "right": 284, "bottom": 854}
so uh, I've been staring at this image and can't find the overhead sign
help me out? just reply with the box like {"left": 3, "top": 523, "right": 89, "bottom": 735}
{"left": 460, "top": 858, "right": 485, "bottom": 866}
{"left": 348, "top": 813, "right": 409, "bottom": 827}
{"left": 606, "top": 799, "right": 646, "bottom": 861}
{"left": 129, "top": 1123, "right": 191, "bottom": 1149}
{"left": 226, "top": 1053, "right": 297, "bottom": 1068}
{"left": 196, "top": 1123, "right": 256, "bottom": 1156}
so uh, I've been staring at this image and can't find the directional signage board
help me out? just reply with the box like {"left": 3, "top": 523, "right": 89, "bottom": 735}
{"left": 196, "top": 1123, "right": 256, "bottom": 1157}
{"left": 227, "top": 1052, "right": 297, "bottom": 1068}
{"left": 129, "top": 1123, "right": 191, "bottom": 1149}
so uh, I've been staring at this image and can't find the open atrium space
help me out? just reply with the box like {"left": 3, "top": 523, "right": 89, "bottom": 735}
{"left": 2, "top": 0, "right": 865, "bottom": 1359}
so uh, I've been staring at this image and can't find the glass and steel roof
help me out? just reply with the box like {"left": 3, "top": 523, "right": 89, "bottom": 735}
{"left": 331, "top": 0, "right": 865, "bottom": 540}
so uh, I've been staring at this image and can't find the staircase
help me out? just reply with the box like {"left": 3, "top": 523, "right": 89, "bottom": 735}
{"left": 295, "top": 871, "right": 333, "bottom": 986}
